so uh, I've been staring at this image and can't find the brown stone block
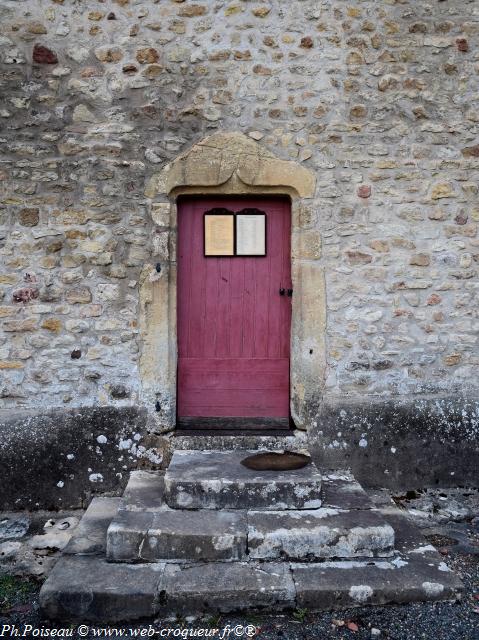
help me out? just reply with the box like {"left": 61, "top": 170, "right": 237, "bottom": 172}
{"left": 300, "top": 37, "right": 314, "bottom": 48}
{"left": 19, "top": 208, "right": 39, "bottom": 226}
{"left": 253, "top": 7, "right": 270, "bottom": 18}
{"left": 12, "top": 287, "right": 38, "bottom": 303}
{"left": 346, "top": 250, "right": 373, "bottom": 265}
{"left": 41, "top": 318, "right": 62, "bottom": 333}
{"left": 3, "top": 318, "right": 37, "bottom": 332}
{"left": 65, "top": 287, "right": 92, "bottom": 304}
{"left": 32, "top": 44, "right": 58, "bottom": 64}
{"left": 0, "top": 361, "right": 24, "bottom": 369}
{"left": 357, "top": 185, "right": 371, "bottom": 198}
{"left": 462, "top": 145, "right": 479, "bottom": 158}
{"left": 410, "top": 253, "right": 430, "bottom": 267}
{"left": 431, "top": 183, "right": 455, "bottom": 200}
{"left": 443, "top": 353, "right": 461, "bottom": 366}
{"left": 444, "top": 224, "right": 477, "bottom": 238}
{"left": 369, "top": 240, "right": 389, "bottom": 252}
{"left": 0, "top": 307, "right": 16, "bottom": 318}
{"left": 178, "top": 5, "right": 207, "bottom": 17}
{"left": 95, "top": 47, "right": 123, "bottom": 63}
{"left": 27, "top": 23, "right": 48, "bottom": 35}
{"left": 136, "top": 48, "right": 160, "bottom": 64}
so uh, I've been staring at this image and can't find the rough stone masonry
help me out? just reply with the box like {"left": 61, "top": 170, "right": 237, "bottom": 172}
{"left": 0, "top": 0, "right": 478, "bottom": 508}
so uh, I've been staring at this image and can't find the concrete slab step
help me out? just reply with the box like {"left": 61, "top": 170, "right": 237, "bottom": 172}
{"left": 247, "top": 508, "right": 395, "bottom": 560}
{"left": 164, "top": 450, "right": 322, "bottom": 510}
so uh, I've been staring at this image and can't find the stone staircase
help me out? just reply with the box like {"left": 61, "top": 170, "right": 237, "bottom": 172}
{"left": 40, "top": 449, "right": 463, "bottom": 622}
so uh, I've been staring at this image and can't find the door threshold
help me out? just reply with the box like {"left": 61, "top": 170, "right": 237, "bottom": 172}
{"left": 174, "top": 428, "right": 293, "bottom": 437}
{"left": 176, "top": 417, "right": 291, "bottom": 430}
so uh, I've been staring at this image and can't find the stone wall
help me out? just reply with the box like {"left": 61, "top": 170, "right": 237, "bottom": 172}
{"left": 0, "top": 0, "right": 478, "bottom": 500}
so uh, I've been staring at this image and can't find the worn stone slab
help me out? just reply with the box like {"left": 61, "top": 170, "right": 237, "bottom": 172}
{"left": 292, "top": 553, "right": 464, "bottom": 609}
{"left": 107, "top": 508, "right": 247, "bottom": 562}
{"left": 321, "top": 471, "right": 374, "bottom": 510}
{"left": 40, "top": 556, "right": 165, "bottom": 622}
{"left": 106, "top": 510, "right": 154, "bottom": 563}
{"left": 164, "top": 450, "right": 322, "bottom": 510}
{"left": 119, "top": 470, "right": 165, "bottom": 512}
{"left": 247, "top": 508, "right": 395, "bottom": 560}
{"left": 64, "top": 497, "right": 120, "bottom": 556}
{"left": 379, "top": 507, "right": 431, "bottom": 554}
{"left": 292, "top": 507, "right": 464, "bottom": 610}
{"left": 171, "top": 432, "right": 309, "bottom": 452}
{"left": 142, "top": 509, "right": 247, "bottom": 562}
{"left": 157, "top": 562, "right": 296, "bottom": 614}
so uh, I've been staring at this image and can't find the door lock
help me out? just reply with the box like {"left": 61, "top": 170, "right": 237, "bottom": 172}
{"left": 287, "top": 289, "right": 293, "bottom": 297}
{"left": 279, "top": 288, "right": 285, "bottom": 296}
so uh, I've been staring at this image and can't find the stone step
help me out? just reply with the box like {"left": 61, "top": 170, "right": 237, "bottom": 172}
{"left": 107, "top": 466, "right": 393, "bottom": 563}
{"left": 164, "top": 450, "right": 322, "bottom": 510}
{"left": 291, "top": 556, "right": 463, "bottom": 609}
{"left": 119, "top": 469, "right": 165, "bottom": 512}
{"left": 106, "top": 506, "right": 395, "bottom": 563}
{"left": 171, "top": 431, "right": 308, "bottom": 452}
{"left": 107, "top": 508, "right": 247, "bottom": 562}
{"left": 39, "top": 474, "right": 464, "bottom": 622}
{"left": 40, "top": 551, "right": 463, "bottom": 622}
{"left": 247, "top": 508, "right": 395, "bottom": 560}
{"left": 63, "top": 497, "right": 121, "bottom": 556}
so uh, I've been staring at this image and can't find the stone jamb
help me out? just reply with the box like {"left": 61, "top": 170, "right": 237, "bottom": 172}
{"left": 140, "top": 133, "right": 325, "bottom": 434}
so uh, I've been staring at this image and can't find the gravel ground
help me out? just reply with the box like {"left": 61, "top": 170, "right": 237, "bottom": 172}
{"left": 1, "top": 547, "right": 477, "bottom": 640}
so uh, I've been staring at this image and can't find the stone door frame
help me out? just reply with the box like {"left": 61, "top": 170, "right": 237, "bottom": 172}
{"left": 140, "top": 132, "right": 325, "bottom": 434}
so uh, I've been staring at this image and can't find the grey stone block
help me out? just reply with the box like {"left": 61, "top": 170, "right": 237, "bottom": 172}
{"left": 106, "top": 510, "right": 154, "bottom": 562}
{"left": 247, "top": 508, "right": 395, "bottom": 560}
{"left": 120, "top": 470, "right": 165, "bottom": 512}
{"left": 64, "top": 497, "right": 121, "bottom": 556}
{"left": 142, "top": 509, "right": 247, "bottom": 561}
{"left": 321, "top": 471, "right": 375, "bottom": 510}
{"left": 379, "top": 507, "right": 430, "bottom": 553}
{"left": 40, "top": 556, "right": 165, "bottom": 622}
{"left": 292, "top": 553, "right": 464, "bottom": 609}
{"left": 172, "top": 431, "right": 308, "bottom": 453}
{"left": 165, "top": 450, "right": 322, "bottom": 510}
{"left": 158, "top": 562, "right": 296, "bottom": 614}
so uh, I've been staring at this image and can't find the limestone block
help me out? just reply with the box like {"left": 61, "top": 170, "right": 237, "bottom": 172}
{"left": 164, "top": 450, "right": 322, "bottom": 510}
{"left": 248, "top": 509, "right": 395, "bottom": 560}
{"left": 158, "top": 562, "right": 295, "bottom": 615}
{"left": 150, "top": 203, "right": 170, "bottom": 227}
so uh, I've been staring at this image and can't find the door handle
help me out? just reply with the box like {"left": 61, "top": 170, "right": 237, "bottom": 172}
{"left": 287, "top": 289, "right": 293, "bottom": 297}
{"left": 279, "top": 288, "right": 285, "bottom": 296}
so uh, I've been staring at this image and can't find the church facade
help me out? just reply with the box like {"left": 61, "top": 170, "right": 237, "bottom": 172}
{"left": 0, "top": 0, "right": 478, "bottom": 508}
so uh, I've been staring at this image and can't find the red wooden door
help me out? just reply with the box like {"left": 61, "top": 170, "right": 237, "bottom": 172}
{"left": 177, "top": 196, "right": 292, "bottom": 428}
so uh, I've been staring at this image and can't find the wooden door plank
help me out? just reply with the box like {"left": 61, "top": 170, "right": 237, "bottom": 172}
{"left": 177, "top": 197, "right": 292, "bottom": 422}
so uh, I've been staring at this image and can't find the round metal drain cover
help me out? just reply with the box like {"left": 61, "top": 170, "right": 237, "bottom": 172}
{"left": 241, "top": 451, "right": 311, "bottom": 471}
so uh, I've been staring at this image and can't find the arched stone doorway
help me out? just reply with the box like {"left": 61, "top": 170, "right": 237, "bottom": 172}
{"left": 139, "top": 132, "right": 325, "bottom": 434}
